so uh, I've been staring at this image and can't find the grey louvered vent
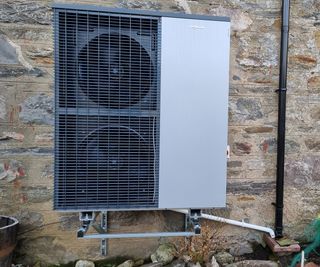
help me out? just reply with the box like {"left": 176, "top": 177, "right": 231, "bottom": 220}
{"left": 54, "top": 8, "right": 160, "bottom": 210}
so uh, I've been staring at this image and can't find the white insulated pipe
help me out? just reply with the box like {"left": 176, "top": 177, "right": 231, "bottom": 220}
{"left": 172, "top": 209, "right": 275, "bottom": 238}
{"left": 301, "top": 250, "right": 305, "bottom": 267}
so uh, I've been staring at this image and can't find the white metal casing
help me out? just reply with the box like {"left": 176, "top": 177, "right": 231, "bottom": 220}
{"left": 159, "top": 17, "right": 230, "bottom": 209}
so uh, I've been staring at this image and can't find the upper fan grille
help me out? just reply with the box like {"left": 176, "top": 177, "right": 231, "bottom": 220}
{"left": 79, "top": 33, "right": 154, "bottom": 109}
{"left": 57, "top": 11, "right": 159, "bottom": 110}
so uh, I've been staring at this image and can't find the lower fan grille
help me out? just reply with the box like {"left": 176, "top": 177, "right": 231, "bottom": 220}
{"left": 54, "top": 115, "right": 159, "bottom": 210}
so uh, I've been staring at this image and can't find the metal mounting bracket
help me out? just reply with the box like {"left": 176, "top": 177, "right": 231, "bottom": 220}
{"left": 190, "top": 209, "right": 201, "bottom": 234}
{"left": 77, "top": 209, "right": 202, "bottom": 255}
{"left": 100, "top": 212, "right": 108, "bottom": 256}
{"left": 77, "top": 212, "right": 96, "bottom": 238}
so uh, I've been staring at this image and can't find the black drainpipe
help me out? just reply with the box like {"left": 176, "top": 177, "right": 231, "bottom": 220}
{"left": 275, "top": 0, "right": 290, "bottom": 238}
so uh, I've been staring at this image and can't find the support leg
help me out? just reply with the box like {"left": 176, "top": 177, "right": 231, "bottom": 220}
{"left": 100, "top": 211, "right": 108, "bottom": 256}
{"left": 190, "top": 209, "right": 201, "bottom": 235}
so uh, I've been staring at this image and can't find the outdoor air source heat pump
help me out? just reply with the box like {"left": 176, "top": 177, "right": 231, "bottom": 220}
{"left": 53, "top": 4, "right": 230, "bottom": 212}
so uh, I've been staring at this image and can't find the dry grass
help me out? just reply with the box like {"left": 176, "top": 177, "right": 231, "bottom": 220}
{"left": 174, "top": 220, "right": 225, "bottom": 264}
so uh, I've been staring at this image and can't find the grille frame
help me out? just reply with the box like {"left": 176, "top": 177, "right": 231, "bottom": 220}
{"left": 52, "top": 3, "right": 230, "bottom": 22}
{"left": 53, "top": 7, "right": 162, "bottom": 211}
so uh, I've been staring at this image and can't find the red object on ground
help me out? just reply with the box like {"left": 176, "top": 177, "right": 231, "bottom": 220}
{"left": 263, "top": 234, "right": 301, "bottom": 254}
{"left": 296, "top": 263, "right": 320, "bottom": 267}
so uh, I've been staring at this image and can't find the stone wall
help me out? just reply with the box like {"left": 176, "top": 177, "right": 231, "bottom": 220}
{"left": 0, "top": 0, "right": 319, "bottom": 265}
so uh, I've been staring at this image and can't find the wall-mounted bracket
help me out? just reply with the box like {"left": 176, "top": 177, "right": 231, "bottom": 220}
{"left": 77, "top": 209, "right": 202, "bottom": 255}
{"left": 100, "top": 212, "right": 108, "bottom": 256}
{"left": 77, "top": 212, "right": 97, "bottom": 238}
{"left": 190, "top": 209, "right": 201, "bottom": 234}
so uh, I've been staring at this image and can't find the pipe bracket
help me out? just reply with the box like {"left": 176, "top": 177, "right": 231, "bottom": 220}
{"left": 275, "top": 87, "right": 287, "bottom": 92}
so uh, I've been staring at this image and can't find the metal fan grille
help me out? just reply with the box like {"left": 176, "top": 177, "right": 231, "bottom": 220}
{"left": 54, "top": 8, "right": 160, "bottom": 210}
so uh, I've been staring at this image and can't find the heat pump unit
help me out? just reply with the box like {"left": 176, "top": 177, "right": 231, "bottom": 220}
{"left": 53, "top": 4, "right": 230, "bottom": 211}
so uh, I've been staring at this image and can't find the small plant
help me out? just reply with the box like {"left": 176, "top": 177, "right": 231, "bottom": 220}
{"left": 174, "top": 220, "right": 224, "bottom": 264}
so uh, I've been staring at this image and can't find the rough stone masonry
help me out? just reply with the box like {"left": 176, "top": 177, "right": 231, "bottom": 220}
{"left": 0, "top": 0, "right": 319, "bottom": 265}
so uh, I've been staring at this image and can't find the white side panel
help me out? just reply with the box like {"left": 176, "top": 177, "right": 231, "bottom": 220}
{"left": 159, "top": 17, "right": 230, "bottom": 209}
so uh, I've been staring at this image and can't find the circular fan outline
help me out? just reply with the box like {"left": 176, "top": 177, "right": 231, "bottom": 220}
{"left": 77, "top": 31, "right": 155, "bottom": 108}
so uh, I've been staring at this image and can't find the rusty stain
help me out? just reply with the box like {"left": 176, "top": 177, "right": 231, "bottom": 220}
{"left": 3, "top": 162, "right": 9, "bottom": 171}
{"left": 308, "top": 76, "right": 320, "bottom": 89}
{"left": 262, "top": 142, "right": 269, "bottom": 153}
{"left": 237, "top": 196, "right": 255, "bottom": 201}
{"left": 296, "top": 55, "right": 316, "bottom": 63}
{"left": 254, "top": 80, "right": 273, "bottom": 84}
{"left": 272, "top": 18, "right": 281, "bottom": 30}
{"left": 17, "top": 167, "right": 25, "bottom": 177}
{"left": 34, "top": 57, "right": 54, "bottom": 64}
{"left": 291, "top": 55, "right": 317, "bottom": 64}
{"left": 20, "top": 193, "right": 28, "bottom": 203}
{"left": 13, "top": 179, "right": 22, "bottom": 189}
{"left": 9, "top": 106, "right": 14, "bottom": 123}
{"left": 235, "top": 142, "right": 252, "bottom": 155}
{"left": 0, "top": 244, "right": 16, "bottom": 258}
{"left": 8, "top": 106, "right": 21, "bottom": 124}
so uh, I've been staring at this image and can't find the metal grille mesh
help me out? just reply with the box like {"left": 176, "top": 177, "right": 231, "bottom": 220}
{"left": 54, "top": 8, "right": 160, "bottom": 210}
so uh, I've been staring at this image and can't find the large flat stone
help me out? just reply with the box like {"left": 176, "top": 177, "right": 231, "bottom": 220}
{"left": 19, "top": 93, "right": 54, "bottom": 125}
{"left": 0, "top": 2, "right": 51, "bottom": 25}
{"left": 0, "top": 34, "right": 20, "bottom": 64}
{"left": 229, "top": 98, "right": 263, "bottom": 122}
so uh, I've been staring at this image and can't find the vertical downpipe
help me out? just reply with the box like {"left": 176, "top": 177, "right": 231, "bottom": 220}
{"left": 275, "top": 0, "right": 290, "bottom": 238}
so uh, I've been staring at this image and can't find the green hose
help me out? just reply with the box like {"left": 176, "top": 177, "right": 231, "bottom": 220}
{"left": 290, "top": 215, "right": 320, "bottom": 267}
